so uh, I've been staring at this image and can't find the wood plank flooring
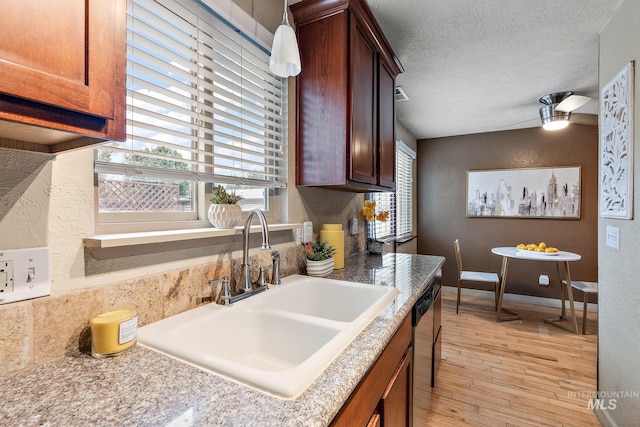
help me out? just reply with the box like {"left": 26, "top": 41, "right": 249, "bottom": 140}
{"left": 420, "top": 290, "right": 599, "bottom": 427}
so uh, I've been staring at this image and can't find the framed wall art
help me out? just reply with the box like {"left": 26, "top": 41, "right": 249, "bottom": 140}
{"left": 600, "top": 61, "right": 634, "bottom": 219}
{"left": 467, "top": 166, "right": 581, "bottom": 219}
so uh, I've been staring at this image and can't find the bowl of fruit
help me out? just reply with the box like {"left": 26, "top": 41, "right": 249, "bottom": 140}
{"left": 516, "top": 242, "right": 559, "bottom": 255}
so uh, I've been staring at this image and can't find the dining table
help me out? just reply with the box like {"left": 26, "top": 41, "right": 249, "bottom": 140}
{"left": 491, "top": 246, "right": 581, "bottom": 334}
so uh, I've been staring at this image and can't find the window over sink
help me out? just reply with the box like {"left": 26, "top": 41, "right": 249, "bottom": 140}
{"left": 94, "top": 0, "right": 288, "bottom": 233}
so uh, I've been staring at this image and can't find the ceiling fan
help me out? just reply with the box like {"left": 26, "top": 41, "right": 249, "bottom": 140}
{"left": 538, "top": 91, "right": 592, "bottom": 130}
{"left": 499, "top": 91, "right": 594, "bottom": 131}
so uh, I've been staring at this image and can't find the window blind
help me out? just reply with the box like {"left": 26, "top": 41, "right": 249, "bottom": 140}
{"left": 95, "top": 0, "right": 287, "bottom": 188}
{"left": 396, "top": 142, "right": 415, "bottom": 238}
{"left": 367, "top": 141, "right": 415, "bottom": 241}
{"left": 367, "top": 192, "right": 395, "bottom": 241}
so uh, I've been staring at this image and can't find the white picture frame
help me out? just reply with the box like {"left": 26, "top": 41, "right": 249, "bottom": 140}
{"left": 600, "top": 61, "right": 634, "bottom": 219}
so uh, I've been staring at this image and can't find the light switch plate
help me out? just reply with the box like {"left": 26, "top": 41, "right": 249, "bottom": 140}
{"left": 350, "top": 218, "right": 358, "bottom": 236}
{"left": 0, "top": 247, "right": 50, "bottom": 305}
{"left": 303, "top": 221, "right": 313, "bottom": 243}
{"left": 606, "top": 225, "right": 619, "bottom": 249}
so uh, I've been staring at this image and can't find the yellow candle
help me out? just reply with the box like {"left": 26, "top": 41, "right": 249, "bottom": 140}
{"left": 91, "top": 306, "right": 138, "bottom": 358}
{"left": 320, "top": 224, "right": 345, "bottom": 269}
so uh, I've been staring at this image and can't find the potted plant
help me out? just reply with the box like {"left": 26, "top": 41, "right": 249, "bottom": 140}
{"left": 304, "top": 241, "right": 336, "bottom": 277}
{"left": 361, "top": 200, "right": 389, "bottom": 255}
{"left": 207, "top": 185, "right": 244, "bottom": 228}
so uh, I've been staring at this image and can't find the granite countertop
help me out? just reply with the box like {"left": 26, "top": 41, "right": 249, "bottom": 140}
{"left": 0, "top": 252, "right": 444, "bottom": 427}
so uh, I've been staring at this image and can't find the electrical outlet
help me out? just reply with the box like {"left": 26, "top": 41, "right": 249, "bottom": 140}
{"left": 538, "top": 274, "right": 549, "bottom": 286}
{"left": 295, "top": 228, "right": 303, "bottom": 245}
{"left": 0, "top": 247, "right": 50, "bottom": 305}
{"left": 606, "top": 225, "right": 619, "bottom": 249}
{"left": 0, "top": 261, "right": 14, "bottom": 293}
{"left": 350, "top": 218, "right": 358, "bottom": 236}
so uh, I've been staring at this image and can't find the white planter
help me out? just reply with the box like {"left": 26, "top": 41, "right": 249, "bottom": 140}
{"left": 207, "top": 204, "right": 244, "bottom": 228}
{"left": 306, "top": 258, "right": 335, "bottom": 277}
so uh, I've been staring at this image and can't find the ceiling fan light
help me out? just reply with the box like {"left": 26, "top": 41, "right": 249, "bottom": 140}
{"left": 542, "top": 120, "right": 570, "bottom": 131}
{"left": 539, "top": 105, "right": 570, "bottom": 131}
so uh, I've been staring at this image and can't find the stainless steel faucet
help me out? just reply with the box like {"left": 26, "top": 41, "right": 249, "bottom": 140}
{"left": 240, "top": 209, "right": 271, "bottom": 292}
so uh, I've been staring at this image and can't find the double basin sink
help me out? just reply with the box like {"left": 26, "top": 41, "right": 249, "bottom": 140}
{"left": 138, "top": 275, "right": 399, "bottom": 399}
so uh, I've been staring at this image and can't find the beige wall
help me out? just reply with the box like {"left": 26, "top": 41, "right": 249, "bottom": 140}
{"left": 417, "top": 125, "right": 599, "bottom": 298}
{"left": 598, "top": 0, "right": 640, "bottom": 424}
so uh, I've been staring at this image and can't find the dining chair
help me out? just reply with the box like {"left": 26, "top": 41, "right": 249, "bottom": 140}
{"left": 562, "top": 280, "right": 598, "bottom": 334}
{"left": 454, "top": 239, "right": 500, "bottom": 314}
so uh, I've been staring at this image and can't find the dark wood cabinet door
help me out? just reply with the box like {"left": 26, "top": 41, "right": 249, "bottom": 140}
{"left": 379, "top": 346, "right": 413, "bottom": 427}
{"left": 349, "top": 19, "right": 377, "bottom": 186}
{"left": 378, "top": 61, "right": 396, "bottom": 190}
{"left": 0, "top": 0, "right": 126, "bottom": 152}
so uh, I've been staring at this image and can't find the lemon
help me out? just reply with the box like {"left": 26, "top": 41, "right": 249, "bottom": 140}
{"left": 539, "top": 242, "right": 547, "bottom": 249}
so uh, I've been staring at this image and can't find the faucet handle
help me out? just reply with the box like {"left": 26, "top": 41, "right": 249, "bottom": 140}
{"left": 259, "top": 265, "right": 272, "bottom": 287}
{"left": 271, "top": 251, "right": 281, "bottom": 285}
{"left": 210, "top": 276, "right": 232, "bottom": 305}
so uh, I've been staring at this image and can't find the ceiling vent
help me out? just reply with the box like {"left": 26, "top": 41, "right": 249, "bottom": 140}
{"left": 395, "top": 86, "right": 409, "bottom": 102}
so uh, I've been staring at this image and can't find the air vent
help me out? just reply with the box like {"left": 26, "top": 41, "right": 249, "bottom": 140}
{"left": 395, "top": 86, "right": 409, "bottom": 102}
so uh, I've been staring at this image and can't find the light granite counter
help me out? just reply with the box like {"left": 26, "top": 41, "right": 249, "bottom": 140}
{"left": 0, "top": 252, "right": 444, "bottom": 427}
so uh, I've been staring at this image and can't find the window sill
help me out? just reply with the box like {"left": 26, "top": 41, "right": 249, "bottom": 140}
{"left": 84, "top": 223, "right": 303, "bottom": 249}
{"left": 395, "top": 235, "right": 417, "bottom": 245}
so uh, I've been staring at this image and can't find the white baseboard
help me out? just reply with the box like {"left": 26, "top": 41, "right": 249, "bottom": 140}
{"left": 442, "top": 285, "right": 598, "bottom": 313}
{"left": 595, "top": 408, "right": 618, "bottom": 427}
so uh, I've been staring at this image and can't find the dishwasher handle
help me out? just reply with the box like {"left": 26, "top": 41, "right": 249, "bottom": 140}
{"left": 412, "top": 286, "right": 433, "bottom": 326}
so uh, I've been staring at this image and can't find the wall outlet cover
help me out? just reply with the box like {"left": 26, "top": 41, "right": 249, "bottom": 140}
{"left": 0, "top": 247, "right": 50, "bottom": 305}
{"left": 303, "top": 221, "right": 313, "bottom": 243}
{"left": 350, "top": 218, "right": 358, "bottom": 236}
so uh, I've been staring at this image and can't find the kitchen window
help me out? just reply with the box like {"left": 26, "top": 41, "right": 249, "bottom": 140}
{"left": 367, "top": 141, "right": 416, "bottom": 242}
{"left": 94, "top": 0, "right": 287, "bottom": 233}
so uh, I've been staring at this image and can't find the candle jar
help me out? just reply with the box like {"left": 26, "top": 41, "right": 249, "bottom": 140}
{"left": 90, "top": 304, "right": 138, "bottom": 358}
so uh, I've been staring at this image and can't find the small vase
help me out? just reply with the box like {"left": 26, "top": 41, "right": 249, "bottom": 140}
{"left": 207, "top": 204, "right": 244, "bottom": 228}
{"left": 306, "top": 258, "right": 335, "bottom": 277}
{"left": 367, "top": 240, "right": 384, "bottom": 255}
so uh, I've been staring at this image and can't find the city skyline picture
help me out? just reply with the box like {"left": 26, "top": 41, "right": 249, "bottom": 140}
{"left": 467, "top": 167, "right": 581, "bottom": 219}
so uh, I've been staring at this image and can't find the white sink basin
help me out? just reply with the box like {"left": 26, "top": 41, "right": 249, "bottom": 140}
{"left": 138, "top": 275, "right": 399, "bottom": 399}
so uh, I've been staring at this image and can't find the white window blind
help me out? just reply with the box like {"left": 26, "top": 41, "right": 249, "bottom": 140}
{"left": 367, "top": 140, "right": 415, "bottom": 241}
{"left": 396, "top": 141, "right": 415, "bottom": 238}
{"left": 367, "top": 192, "right": 395, "bottom": 241}
{"left": 95, "top": 0, "right": 287, "bottom": 189}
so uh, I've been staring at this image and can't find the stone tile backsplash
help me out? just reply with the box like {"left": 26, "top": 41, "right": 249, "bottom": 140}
{"left": 0, "top": 245, "right": 306, "bottom": 378}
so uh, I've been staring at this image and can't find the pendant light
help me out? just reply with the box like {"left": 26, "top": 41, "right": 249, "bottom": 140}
{"left": 269, "top": 0, "right": 301, "bottom": 77}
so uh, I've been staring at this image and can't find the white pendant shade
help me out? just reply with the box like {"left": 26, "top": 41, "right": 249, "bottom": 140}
{"left": 270, "top": 23, "right": 301, "bottom": 77}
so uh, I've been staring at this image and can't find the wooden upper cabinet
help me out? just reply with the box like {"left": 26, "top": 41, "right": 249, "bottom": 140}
{"left": 0, "top": 0, "right": 126, "bottom": 154}
{"left": 378, "top": 61, "right": 396, "bottom": 189}
{"left": 350, "top": 19, "right": 377, "bottom": 186}
{"left": 292, "top": 0, "right": 403, "bottom": 192}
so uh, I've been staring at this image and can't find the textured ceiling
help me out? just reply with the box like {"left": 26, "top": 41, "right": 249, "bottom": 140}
{"left": 291, "top": 0, "right": 623, "bottom": 139}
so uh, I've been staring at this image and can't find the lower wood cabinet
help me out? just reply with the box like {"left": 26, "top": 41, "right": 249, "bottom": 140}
{"left": 378, "top": 347, "right": 413, "bottom": 426}
{"left": 331, "top": 315, "right": 413, "bottom": 427}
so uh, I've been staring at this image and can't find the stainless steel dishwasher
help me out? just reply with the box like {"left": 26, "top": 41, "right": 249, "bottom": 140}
{"left": 412, "top": 279, "right": 434, "bottom": 426}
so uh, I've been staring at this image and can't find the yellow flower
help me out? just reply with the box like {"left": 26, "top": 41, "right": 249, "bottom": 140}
{"left": 376, "top": 211, "right": 389, "bottom": 222}
{"left": 362, "top": 200, "right": 376, "bottom": 221}
{"left": 361, "top": 200, "right": 389, "bottom": 223}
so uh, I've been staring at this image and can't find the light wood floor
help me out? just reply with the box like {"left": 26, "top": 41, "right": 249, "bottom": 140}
{"left": 421, "top": 291, "right": 599, "bottom": 427}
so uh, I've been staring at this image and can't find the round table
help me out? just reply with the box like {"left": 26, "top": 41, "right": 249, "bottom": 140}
{"left": 491, "top": 247, "right": 581, "bottom": 334}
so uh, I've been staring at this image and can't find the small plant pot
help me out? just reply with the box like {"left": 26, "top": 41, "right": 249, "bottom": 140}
{"left": 207, "top": 204, "right": 244, "bottom": 228}
{"left": 367, "top": 240, "right": 384, "bottom": 255}
{"left": 306, "top": 258, "right": 334, "bottom": 277}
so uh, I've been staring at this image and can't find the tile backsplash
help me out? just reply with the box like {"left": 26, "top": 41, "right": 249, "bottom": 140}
{"left": 0, "top": 245, "right": 306, "bottom": 378}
